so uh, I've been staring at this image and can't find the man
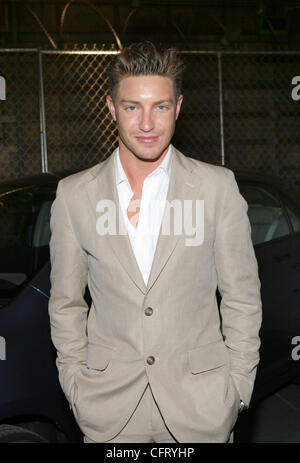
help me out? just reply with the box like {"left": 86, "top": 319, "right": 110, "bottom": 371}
{"left": 48, "top": 41, "right": 262, "bottom": 443}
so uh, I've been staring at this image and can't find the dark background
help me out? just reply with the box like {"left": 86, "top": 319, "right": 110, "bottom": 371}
{"left": 1, "top": 0, "right": 300, "bottom": 51}
{"left": 0, "top": 1, "right": 300, "bottom": 191}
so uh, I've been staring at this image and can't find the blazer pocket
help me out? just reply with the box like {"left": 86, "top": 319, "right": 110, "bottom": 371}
{"left": 87, "top": 344, "right": 114, "bottom": 371}
{"left": 188, "top": 339, "right": 228, "bottom": 374}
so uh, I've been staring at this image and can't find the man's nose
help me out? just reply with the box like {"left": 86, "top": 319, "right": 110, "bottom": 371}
{"left": 139, "top": 110, "right": 154, "bottom": 132}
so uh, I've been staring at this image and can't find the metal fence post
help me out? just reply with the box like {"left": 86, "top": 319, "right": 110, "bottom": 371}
{"left": 217, "top": 52, "right": 225, "bottom": 166}
{"left": 38, "top": 49, "right": 48, "bottom": 172}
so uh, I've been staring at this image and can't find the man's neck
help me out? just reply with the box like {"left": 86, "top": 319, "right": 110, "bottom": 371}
{"left": 119, "top": 146, "right": 170, "bottom": 193}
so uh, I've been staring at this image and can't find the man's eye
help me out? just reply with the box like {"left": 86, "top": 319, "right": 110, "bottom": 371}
{"left": 157, "top": 105, "right": 168, "bottom": 110}
{"left": 125, "top": 106, "right": 136, "bottom": 111}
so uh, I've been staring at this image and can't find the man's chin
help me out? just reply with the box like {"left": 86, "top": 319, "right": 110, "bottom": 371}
{"left": 132, "top": 146, "right": 169, "bottom": 163}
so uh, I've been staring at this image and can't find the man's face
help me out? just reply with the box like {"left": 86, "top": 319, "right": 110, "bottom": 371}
{"left": 106, "top": 75, "right": 183, "bottom": 162}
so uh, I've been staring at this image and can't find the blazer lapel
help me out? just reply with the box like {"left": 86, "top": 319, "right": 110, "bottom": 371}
{"left": 84, "top": 150, "right": 147, "bottom": 295}
{"left": 146, "top": 146, "right": 199, "bottom": 292}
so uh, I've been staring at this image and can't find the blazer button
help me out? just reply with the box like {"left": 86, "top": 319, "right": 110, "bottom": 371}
{"left": 147, "top": 356, "right": 155, "bottom": 365}
{"left": 145, "top": 307, "right": 153, "bottom": 316}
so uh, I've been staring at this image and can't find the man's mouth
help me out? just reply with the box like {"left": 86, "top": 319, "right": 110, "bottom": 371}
{"left": 135, "top": 136, "right": 159, "bottom": 143}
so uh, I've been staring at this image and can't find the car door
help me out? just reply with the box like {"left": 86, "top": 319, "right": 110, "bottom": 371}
{"left": 238, "top": 181, "right": 300, "bottom": 401}
{"left": 280, "top": 194, "right": 300, "bottom": 362}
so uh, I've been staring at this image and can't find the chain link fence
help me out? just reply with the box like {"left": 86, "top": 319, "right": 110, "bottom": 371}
{"left": 221, "top": 53, "right": 300, "bottom": 188}
{"left": 42, "top": 51, "right": 118, "bottom": 173}
{"left": 0, "top": 51, "right": 41, "bottom": 181}
{"left": 0, "top": 48, "right": 299, "bottom": 190}
{"left": 173, "top": 53, "right": 221, "bottom": 166}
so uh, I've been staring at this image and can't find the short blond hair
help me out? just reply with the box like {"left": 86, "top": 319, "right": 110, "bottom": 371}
{"left": 107, "top": 41, "right": 186, "bottom": 100}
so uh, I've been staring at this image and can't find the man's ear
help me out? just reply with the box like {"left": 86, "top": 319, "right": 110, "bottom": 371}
{"left": 106, "top": 94, "right": 116, "bottom": 121}
{"left": 175, "top": 94, "right": 183, "bottom": 120}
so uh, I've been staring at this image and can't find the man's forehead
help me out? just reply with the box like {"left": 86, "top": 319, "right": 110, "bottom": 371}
{"left": 117, "top": 75, "right": 175, "bottom": 101}
{"left": 117, "top": 75, "right": 175, "bottom": 96}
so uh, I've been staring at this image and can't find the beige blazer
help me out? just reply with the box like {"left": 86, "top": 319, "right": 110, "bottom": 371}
{"left": 48, "top": 146, "right": 262, "bottom": 443}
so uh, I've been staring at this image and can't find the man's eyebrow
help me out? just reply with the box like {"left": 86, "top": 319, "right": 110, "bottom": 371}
{"left": 119, "top": 100, "right": 140, "bottom": 105}
{"left": 119, "top": 99, "right": 174, "bottom": 105}
{"left": 155, "top": 99, "right": 174, "bottom": 105}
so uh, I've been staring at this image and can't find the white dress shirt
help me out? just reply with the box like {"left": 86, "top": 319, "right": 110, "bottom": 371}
{"left": 114, "top": 146, "right": 172, "bottom": 285}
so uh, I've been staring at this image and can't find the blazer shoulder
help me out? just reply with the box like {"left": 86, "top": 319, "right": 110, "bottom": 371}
{"left": 181, "top": 152, "right": 236, "bottom": 185}
{"left": 56, "top": 158, "right": 107, "bottom": 195}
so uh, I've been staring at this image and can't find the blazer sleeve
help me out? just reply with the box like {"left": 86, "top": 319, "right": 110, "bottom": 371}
{"left": 214, "top": 168, "right": 262, "bottom": 406}
{"left": 48, "top": 179, "right": 89, "bottom": 404}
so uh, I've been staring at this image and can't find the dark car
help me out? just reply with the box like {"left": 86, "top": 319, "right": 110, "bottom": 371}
{"left": 234, "top": 171, "right": 300, "bottom": 402}
{"left": 0, "top": 168, "right": 299, "bottom": 442}
{"left": 0, "top": 173, "right": 82, "bottom": 442}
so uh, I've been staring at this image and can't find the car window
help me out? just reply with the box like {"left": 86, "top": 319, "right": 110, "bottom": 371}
{"left": 285, "top": 205, "right": 300, "bottom": 233}
{"left": 239, "top": 184, "right": 290, "bottom": 245}
{"left": 0, "top": 185, "right": 55, "bottom": 298}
